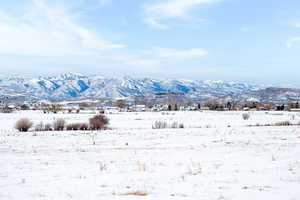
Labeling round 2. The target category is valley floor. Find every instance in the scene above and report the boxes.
[0,111,300,199]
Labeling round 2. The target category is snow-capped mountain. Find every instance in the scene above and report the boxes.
[0,73,262,101]
[226,87,300,104]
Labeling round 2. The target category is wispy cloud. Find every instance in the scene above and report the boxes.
[240,26,252,32]
[96,0,112,7]
[144,0,220,29]
[153,47,208,58]
[287,37,300,48]
[144,17,168,29]
[287,21,300,48]
[0,0,123,56]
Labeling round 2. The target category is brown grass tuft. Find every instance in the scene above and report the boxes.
[119,191,148,196]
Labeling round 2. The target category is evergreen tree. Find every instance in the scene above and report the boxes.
[197,103,201,110]
[174,104,178,111]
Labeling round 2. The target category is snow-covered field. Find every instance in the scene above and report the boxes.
[1,111,300,200]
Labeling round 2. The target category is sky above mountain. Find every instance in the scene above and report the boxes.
[0,0,300,86]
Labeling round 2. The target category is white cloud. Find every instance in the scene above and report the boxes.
[0,0,123,56]
[287,22,300,48]
[144,0,219,28]
[153,47,208,58]
[144,17,168,29]
[96,0,112,7]
[240,26,252,32]
[287,37,300,48]
[294,23,300,28]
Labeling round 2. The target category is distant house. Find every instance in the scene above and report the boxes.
[105,106,120,114]
[290,108,300,112]
[20,104,30,110]
[133,105,146,112]
[201,106,210,111]
[1,105,14,113]
[258,106,267,111]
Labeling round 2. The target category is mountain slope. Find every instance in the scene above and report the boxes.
[226,87,300,104]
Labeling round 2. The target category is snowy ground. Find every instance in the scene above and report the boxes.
[1,111,300,200]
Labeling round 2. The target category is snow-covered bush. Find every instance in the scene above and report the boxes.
[35,122,52,131]
[89,115,109,130]
[152,121,168,129]
[242,113,250,120]
[170,121,185,129]
[66,123,89,131]
[53,119,66,131]
[152,121,184,129]
[35,121,44,131]
[15,118,33,132]
[44,123,53,131]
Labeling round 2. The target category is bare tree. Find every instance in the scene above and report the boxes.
[15,118,33,132]
[89,115,109,130]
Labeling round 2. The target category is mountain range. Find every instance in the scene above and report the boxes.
[0,73,260,100]
[0,73,299,104]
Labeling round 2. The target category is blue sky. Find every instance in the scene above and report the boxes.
[0,0,300,86]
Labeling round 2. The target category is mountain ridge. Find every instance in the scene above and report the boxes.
[0,73,262,101]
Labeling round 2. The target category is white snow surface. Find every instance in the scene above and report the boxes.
[0,111,300,200]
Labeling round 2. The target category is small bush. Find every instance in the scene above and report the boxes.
[152,121,185,129]
[89,115,109,130]
[66,123,81,131]
[242,113,250,120]
[170,122,184,128]
[44,123,53,131]
[179,123,184,128]
[249,121,296,127]
[35,122,52,131]
[152,121,168,129]
[53,119,66,131]
[171,121,178,128]
[15,118,33,132]
[152,121,184,129]
[274,121,292,126]
[66,123,89,131]
[79,123,89,130]
[35,121,44,131]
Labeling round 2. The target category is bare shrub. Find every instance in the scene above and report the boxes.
[171,121,178,128]
[79,123,89,130]
[66,123,81,131]
[137,160,146,172]
[249,121,295,127]
[274,121,292,126]
[44,123,53,131]
[152,121,185,129]
[53,119,66,131]
[66,123,89,131]
[152,121,168,129]
[89,115,109,130]
[34,121,44,131]
[15,118,33,132]
[242,113,250,120]
[120,191,148,196]
[179,123,184,128]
